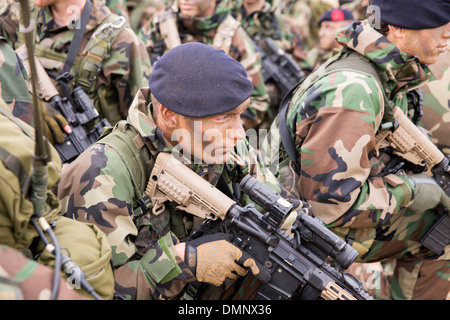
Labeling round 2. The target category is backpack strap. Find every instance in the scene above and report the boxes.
[96,120,152,199]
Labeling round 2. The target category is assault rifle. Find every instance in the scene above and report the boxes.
[255,37,305,95]
[375,106,449,254]
[16,45,110,163]
[146,153,373,300]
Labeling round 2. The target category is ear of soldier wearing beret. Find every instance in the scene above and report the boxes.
[318,8,354,27]
[371,0,450,30]
[148,42,254,118]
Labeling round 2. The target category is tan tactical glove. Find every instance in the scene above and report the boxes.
[185,233,265,286]
[408,173,450,214]
[38,99,71,144]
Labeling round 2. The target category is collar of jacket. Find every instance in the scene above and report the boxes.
[335,20,434,96]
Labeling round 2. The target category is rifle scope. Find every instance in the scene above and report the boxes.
[240,175,358,269]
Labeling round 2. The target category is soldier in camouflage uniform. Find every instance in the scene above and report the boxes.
[275,0,337,50]
[0,0,151,152]
[420,49,450,156]
[138,0,270,129]
[265,0,450,299]
[305,7,354,72]
[57,43,306,300]
[0,36,114,299]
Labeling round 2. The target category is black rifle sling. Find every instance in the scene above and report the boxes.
[278,81,303,173]
[57,0,92,107]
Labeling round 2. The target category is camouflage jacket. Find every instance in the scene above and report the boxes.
[137,0,270,126]
[266,21,434,246]
[0,0,152,125]
[58,87,301,300]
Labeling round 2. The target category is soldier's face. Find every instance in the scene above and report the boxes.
[179,0,216,18]
[318,21,351,50]
[396,22,450,65]
[171,100,249,164]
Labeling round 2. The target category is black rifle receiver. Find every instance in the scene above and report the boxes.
[50,87,110,163]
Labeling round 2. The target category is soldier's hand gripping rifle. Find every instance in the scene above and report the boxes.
[146,153,373,300]
[16,45,110,163]
[375,106,450,254]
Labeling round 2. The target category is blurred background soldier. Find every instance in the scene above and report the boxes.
[232,0,308,129]
[138,0,271,130]
[305,7,354,72]
[275,0,337,50]
[0,0,151,163]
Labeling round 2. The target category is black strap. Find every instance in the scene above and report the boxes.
[56,0,92,105]
[278,81,304,173]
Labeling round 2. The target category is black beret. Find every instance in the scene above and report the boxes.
[318,8,354,27]
[371,0,450,29]
[148,42,254,118]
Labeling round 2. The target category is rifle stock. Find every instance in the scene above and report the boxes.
[146,153,373,300]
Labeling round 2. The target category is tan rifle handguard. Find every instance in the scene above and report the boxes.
[145,153,236,220]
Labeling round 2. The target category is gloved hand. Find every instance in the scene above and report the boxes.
[38,99,71,144]
[408,173,450,214]
[185,233,267,286]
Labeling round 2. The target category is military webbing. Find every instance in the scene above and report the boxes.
[57,0,92,108]
[96,120,152,198]
[212,14,241,54]
[279,50,391,172]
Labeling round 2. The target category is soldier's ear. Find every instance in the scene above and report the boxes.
[160,105,178,127]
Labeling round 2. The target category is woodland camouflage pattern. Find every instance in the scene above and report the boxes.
[265,20,450,299]
[0,0,152,126]
[137,0,271,126]
[58,87,304,300]
[275,0,335,49]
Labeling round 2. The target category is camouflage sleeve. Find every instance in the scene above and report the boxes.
[101,26,152,118]
[286,71,414,228]
[57,144,194,300]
